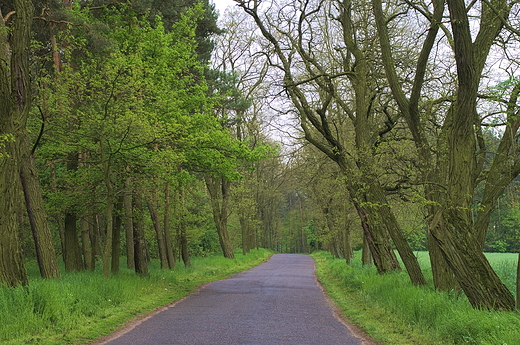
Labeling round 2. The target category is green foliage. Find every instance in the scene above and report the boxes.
[313,251,520,345]
[27,2,263,260]
[0,249,273,345]
[488,240,508,253]
[488,76,520,102]
[483,189,520,253]
[302,220,319,250]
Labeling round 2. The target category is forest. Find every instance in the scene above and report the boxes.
[1,0,520,314]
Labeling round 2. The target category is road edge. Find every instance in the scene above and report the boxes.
[312,258,383,345]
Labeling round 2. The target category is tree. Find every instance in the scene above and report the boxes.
[0,0,35,287]
[211,7,275,255]
[373,0,517,309]
[238,0,426,285]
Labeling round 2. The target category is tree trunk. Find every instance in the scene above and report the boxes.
[436,0,514,310]
[49,164,66,257]
[64,212,84,271]
[516,252,520,310]
[367,182,427,286]
[179,188,191,267]
[205,176,235,259]
[240,216,251,255]
[0,0,33,287]
[101,140,114,278]
[63,152,84,272]
[431,215,514,310]
[164,181,175,268]
[81,216,94,271]
[133,191,148,276]
[426,187,459,292]
[0,169,27,287]
[124,178,134,269]
[91,214,102,260]
[147,189,168,269]
[341,219,352,265]
[361,233,372,266]
[428,229,458,292]
[111,196,123,274]
[353,200,399,273]
[19,131,60,279]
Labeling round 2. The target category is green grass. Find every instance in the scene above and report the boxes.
[312,250,520,345]
[0,249,273,345]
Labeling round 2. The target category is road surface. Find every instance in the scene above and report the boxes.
[94,254,375,345]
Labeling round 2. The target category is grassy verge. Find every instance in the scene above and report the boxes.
[312,250,520,345]
[0,248,273,345]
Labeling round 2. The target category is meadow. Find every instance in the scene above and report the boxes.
[0,249,273,345]
[312,250,520,345]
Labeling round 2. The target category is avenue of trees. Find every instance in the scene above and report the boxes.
[229,0,520,310]
[0,0,277,286]
[3,0,520,314]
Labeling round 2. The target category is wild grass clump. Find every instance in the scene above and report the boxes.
[0,248,273,345]
[313,250,520,345]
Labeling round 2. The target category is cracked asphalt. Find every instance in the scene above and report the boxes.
[95,254,372,345]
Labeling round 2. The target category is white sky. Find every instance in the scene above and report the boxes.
[211,0,238,14]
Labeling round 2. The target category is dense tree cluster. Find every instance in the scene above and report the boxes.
[0,0,276,286]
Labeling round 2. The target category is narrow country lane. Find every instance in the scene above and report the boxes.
[94,254,375,345]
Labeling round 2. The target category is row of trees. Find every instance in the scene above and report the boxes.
[0,0,284,286]
[2,0,336,292]
[4,0,520,314]
[221,0,520,310]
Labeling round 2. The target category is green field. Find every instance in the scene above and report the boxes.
[0,249,273,345]
[313,250,520,345]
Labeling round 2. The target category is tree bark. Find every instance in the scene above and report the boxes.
[163,181,175,268]
[367,182,427,286]
[0,0,33,287]
[124,177,134,269]
[101,140,114,278]
[353,199,399,273]
[91,214,102,260]
[63,152,84,272]
[430,213,514,310]
[133,191,148,276]
[19,131,60,279]
[81,216,94,271]
[240,216,251,255]
[372,0,515,308]
[439,0,514,310]
[341,220,352,265]
[205,175,235,259]
[111,196,123,274]
[64,212,84,271]
[362,233,372,266]
[178,188,191,267]
[516,253,520,310]
[147,189,168,269]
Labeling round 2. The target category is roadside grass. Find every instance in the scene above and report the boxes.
[313,250,520,345]
[0,248,273,345]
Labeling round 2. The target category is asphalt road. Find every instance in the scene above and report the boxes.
[96,254,371,345]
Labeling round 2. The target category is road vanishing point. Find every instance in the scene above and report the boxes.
[94,254,377,345]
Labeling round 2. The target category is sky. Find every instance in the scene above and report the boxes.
[211,0,238,14]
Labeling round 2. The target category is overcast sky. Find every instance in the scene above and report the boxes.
[211,0,238,14]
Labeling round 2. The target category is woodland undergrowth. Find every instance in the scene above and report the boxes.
[313,250,520,345]
[0,248,273,345]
